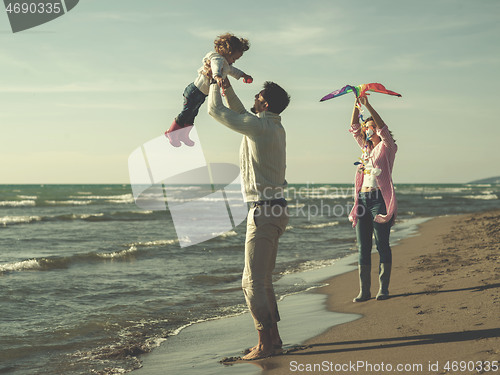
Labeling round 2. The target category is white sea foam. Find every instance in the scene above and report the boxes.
[0,200,36,207]
[45,200,92,205]
[398,186,473,195]
[302,221,339,229]
[213,230,238,238]
[96,246,139,259]
[17,195,38,199]
[168,308,247,338]
[463,194,498,200]
[288,203,306,209]
[133,239,179,247]
[106,198,135,204]
[163,186,202,192]
[0,215,42,225]
[74,213,105,220]
[69,194,135,203]
[281,258,339,275]
[130,210,154,215]
[0,259,41,273]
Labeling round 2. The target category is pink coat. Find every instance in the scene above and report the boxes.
[348,122,397,227]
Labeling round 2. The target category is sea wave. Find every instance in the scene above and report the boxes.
[397,186,473,195]
[0,200,36,207]
[163,186,202,191]
[71,306,249,375]
[463,194,498,200]
[281,258,340,275]
[0,239,178,274]
[212,230,238,238]
[6,194,137,207]
[69,194,135,204]
[288,203,306,209]
[0,211,157,227]
[0,256,75,273]
[55,211,156,222]
[129,239,178,248]
[17,195,38,199]
[465,184,492,187]
[165,196,244,204]
[188,273,241,286]
[96,246,140,259]
[45,200,93,206]
[0,215,42,226]
[0,259,43,272]
[300,221,340,229]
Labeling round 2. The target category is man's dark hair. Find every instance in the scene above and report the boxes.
[262,81,290,114]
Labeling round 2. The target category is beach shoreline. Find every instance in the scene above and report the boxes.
[133,210,499,375]
[255,210,500,375]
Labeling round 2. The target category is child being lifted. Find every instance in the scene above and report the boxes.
[165,32,252,147]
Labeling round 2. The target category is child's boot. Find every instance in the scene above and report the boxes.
[179,124,195,147]
[165,120,182,147]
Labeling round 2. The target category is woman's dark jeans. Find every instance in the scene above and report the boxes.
[175,83,207,127]
[356,190,393,266]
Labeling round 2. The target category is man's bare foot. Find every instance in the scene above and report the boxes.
[244,339,282,355]
[242,327,280,360]
[241,345,275,360]
[245,323,282,353]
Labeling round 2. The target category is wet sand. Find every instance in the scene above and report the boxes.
[134,255,363,375]
[135,210,500,375]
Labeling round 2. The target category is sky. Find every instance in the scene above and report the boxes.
[1,0,499,184]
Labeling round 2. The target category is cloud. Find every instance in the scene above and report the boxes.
[260,25,341,56]
[84,10,185,23]
[0,81,166,93]
[189,8,349,58]
[439,57,500,68]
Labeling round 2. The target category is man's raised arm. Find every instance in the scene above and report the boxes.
[207,84,262,136]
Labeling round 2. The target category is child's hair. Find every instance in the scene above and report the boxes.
[214,33,250,56]
[262,81,290,114]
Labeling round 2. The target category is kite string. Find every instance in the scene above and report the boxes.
[356,97,365,123]
[354,96,369,173]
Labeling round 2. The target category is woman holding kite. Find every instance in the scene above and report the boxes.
[348,95,398,302]
[321,82,400,302]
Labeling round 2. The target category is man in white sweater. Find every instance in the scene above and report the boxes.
[208,79,290,360]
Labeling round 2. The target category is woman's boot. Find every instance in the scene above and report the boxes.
[353,265,371,302]
[376,263,392,300]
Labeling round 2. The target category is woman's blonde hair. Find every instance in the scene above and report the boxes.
[214,33,250,56]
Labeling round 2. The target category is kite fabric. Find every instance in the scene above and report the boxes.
[320,83,401,102]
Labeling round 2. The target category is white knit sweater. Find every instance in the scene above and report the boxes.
[194,52,245,95]
[207,84,287,202]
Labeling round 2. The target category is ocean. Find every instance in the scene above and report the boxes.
[1,183,499,374]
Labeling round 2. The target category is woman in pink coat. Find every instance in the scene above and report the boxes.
[349,96,397,302]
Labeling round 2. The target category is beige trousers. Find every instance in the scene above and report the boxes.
[242,204,289,330]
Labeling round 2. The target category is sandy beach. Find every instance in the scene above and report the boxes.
[135,210,499,375]
[252,210,500,375]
